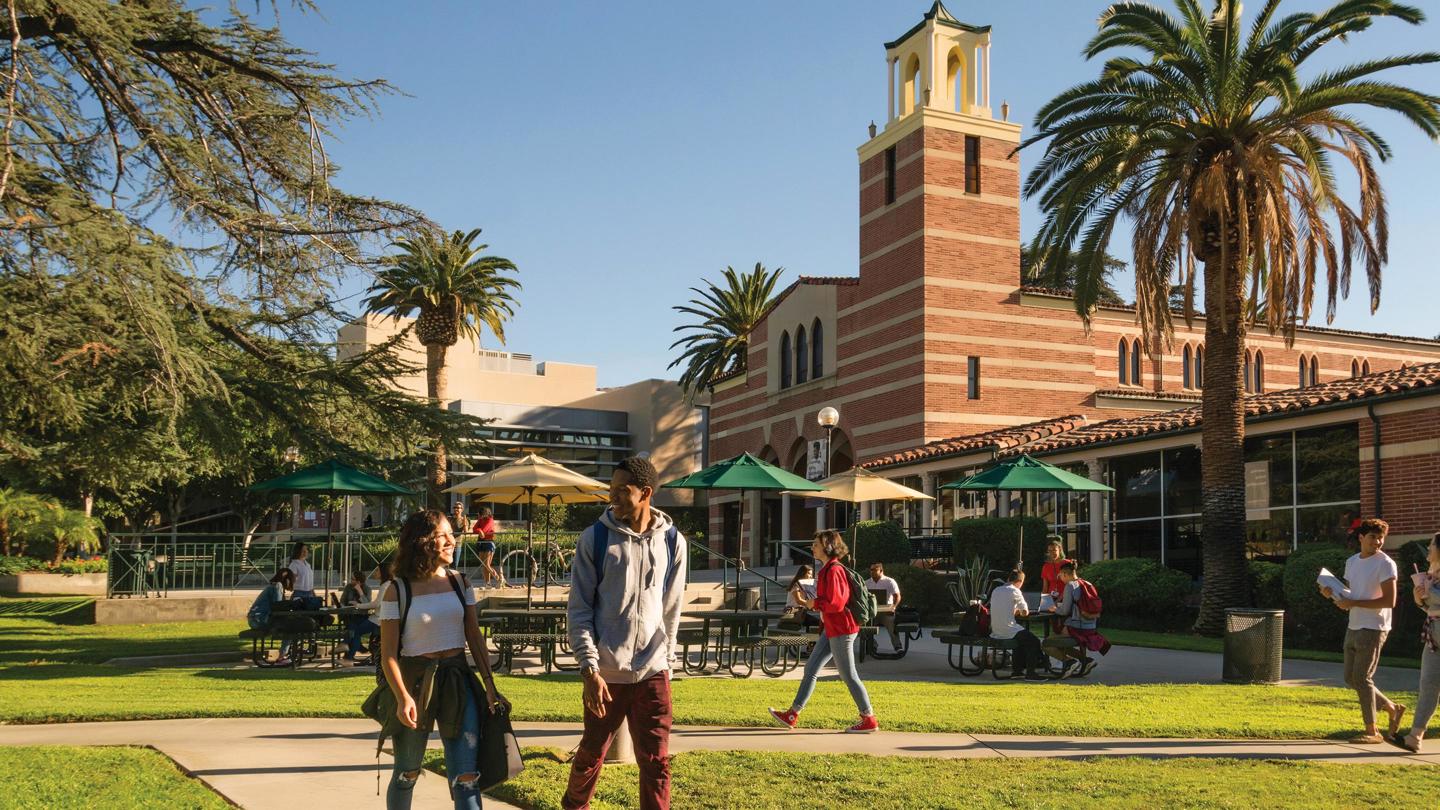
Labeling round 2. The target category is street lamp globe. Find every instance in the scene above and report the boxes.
[817,407,839,428]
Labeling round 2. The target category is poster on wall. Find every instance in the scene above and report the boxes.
[1244,461,1270,522]
[804,439,827,509]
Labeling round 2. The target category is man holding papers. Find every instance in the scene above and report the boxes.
[1319,518,1406,744]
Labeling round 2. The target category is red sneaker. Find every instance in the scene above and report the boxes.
[846,714,879,733]
[768,707,798,729]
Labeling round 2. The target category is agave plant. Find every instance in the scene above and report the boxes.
[668,263,784,398]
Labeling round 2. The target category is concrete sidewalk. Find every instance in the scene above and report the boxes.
[1,717,1435,809]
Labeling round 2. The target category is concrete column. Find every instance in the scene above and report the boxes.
[748,491,763,565]
[605,718,634,764]
[816,503,826,531]
[983,44,991,109]
[922,474,938,529]
[779,494,792,564]
[887,56,896,123]
[997,491,1011,518]
[1086,458,1105,562]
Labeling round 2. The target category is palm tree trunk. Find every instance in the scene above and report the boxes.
[1194,246,1251,635]
[426,342,450,508]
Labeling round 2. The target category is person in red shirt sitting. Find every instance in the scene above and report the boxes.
[768,530,878,734]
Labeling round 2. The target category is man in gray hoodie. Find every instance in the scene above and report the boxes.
[563,455,687,810]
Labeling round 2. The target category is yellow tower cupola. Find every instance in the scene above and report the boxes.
[885,1,993,125]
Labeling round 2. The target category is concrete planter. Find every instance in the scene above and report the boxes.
[0,571,108,596]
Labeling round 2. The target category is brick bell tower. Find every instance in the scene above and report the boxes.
[852,4,1077,447]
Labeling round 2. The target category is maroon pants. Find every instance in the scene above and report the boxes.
[562,671,672,810]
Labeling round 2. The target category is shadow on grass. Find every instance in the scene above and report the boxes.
[0,598,95,623]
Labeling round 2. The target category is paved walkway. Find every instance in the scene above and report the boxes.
[1,718,1435,808]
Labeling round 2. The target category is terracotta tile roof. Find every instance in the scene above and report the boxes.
[1094,388,1204,403]
[1016,361,1440,457]
[861,415,1088,470]
[1019,286,1440,346]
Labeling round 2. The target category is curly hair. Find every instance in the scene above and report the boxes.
[1357,518,1389,537]
[394,509,449,580]
[615,455,658,491]
[814,529,848,560]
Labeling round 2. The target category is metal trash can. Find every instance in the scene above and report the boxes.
[727,585,761,610]
[1222,608,1284,684]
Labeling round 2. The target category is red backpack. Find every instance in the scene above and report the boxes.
[1075,579,1103,620]
[959,601,991,637]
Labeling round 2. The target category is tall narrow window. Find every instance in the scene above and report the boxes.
[1130,338,1142,386]
[964,135,981,194]
[779,331,791,389]
[1254,350,1265,391]
[795,325,809,384]
[1118,339,1129,385]
[811,318,824,378]
[967,356,981,399]
[1195,345,1204,389]
[1298,356,1309,388]
[1244,350,1253,393]
[1351,358,1360,377]
[1362,359,1371,376]
[1182,345,1193,389]
[884,146,897,205]
[1309,355,1319,386]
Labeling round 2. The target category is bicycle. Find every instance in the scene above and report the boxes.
[499,543,573,587]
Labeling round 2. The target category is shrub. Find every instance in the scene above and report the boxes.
[953,517,1050,586]
[1387,540,1429,657]
[880,565,955,625]
[851,520,909,568]
[48,558,108,575]
[1248,560,1286,609]
[1282,543,1351,648]
[0,556,44,576]
[1082,558,1193,625]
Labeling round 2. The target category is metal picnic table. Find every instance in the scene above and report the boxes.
[679,609,790,677]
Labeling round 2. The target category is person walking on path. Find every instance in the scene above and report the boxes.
[563,456,688,810]
[1320,517,1406,744]
[768,530,879,734]
[473,508,507,589]
[377,509,508,810]
[1388,530,1440,753]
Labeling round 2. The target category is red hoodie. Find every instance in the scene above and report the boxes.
[814,560,859,637]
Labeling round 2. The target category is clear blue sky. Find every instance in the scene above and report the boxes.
[276,2,1440,387]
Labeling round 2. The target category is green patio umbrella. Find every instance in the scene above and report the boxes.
[941,454,1112,566]
[250,459,415,598]
[663,452,824,608]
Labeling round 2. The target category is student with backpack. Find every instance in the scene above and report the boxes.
[376,509,508,810]
[1040,561,1110,678]
[564,456,687,810]
[768,530,879,734]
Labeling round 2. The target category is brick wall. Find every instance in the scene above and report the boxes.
[1360,406,1440,538]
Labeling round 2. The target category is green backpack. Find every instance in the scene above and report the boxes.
[838,562,877,627]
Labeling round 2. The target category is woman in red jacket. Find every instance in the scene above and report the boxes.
[769,530,878,733]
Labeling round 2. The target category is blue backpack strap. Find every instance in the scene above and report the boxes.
[665,525,678,590]
[591,520,609,603]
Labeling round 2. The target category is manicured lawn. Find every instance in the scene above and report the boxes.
[2,662,1434,739]
[0,616,249,665]
[1105,628,1422,670]
[0,745,230,809]
[426,748,1440,810]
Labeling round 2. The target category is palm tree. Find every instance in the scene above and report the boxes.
[1020,245,1129,306]
[0,488,56,557]
[365,228,520,505]
[669,263,784,397]
[1020,0,1440,634]
[31,506,101,565]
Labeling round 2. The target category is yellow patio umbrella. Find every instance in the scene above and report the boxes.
[445,453,608,605]
[784,466,933,565]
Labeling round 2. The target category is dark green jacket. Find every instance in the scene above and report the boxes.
[364,654,479,742]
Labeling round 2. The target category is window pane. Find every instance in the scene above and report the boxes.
[1110,452,1162,519]
[1297,503,1359,547]
[1246,510,1294,560]
[1112,519,1162,561]
[1295,424,1359,505]
[1162,446,1202,516]
[1164,518,1202,578]
[1243,432,1294,508]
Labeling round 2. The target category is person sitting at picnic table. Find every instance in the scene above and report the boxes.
[247,569,296,666]
[287,542,321,609]
[340,569,381,664]
[1041,561,1110,678]
[867,563,903,654]
[783,565,819,630]
[990,568,1046,680]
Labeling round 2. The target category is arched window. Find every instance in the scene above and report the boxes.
[1182,345,1193,389]
[779,331,791,389]
[901,54,921,115]
[1244,350,1253,393]
[1118,339,1129,385]
[1254,350,1265,392]
[1362,359,1371,375]
[811,318,824,378]
[1130,338,1142,386]
[946,48,965,112]
[1298,355,1309,388]
[1308,355,1319,386]
[795,325,809,385]
[1195,345,1204,389]
[1351,358,1360,378]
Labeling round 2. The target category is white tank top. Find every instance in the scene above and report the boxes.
[376,576,476,656]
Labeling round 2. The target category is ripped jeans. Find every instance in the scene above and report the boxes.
[388,685,483,810]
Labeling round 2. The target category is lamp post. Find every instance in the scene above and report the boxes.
[817,407,839,531]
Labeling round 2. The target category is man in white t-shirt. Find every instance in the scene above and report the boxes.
[866,564,903,653]
[1320,517,1406,743]
[990,569,1046,680]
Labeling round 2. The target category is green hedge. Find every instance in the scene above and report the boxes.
[851,520,910,568]
[1082,558,1193,628]
[1248,561,1286,610]
[0,556,107,576]
[878,565,955,624]
[953,517,1050,586]
[1282,544,1351,648]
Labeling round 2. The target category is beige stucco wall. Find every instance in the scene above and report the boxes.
[575,380,709,508]
[766,284,839,396]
